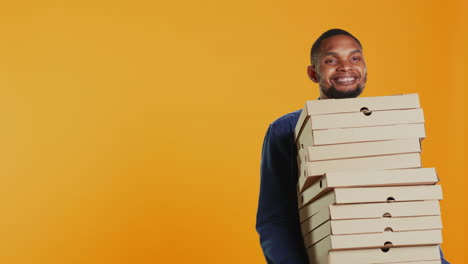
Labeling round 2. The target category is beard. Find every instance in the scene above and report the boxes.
[319,73,367,99]
[320,83,365,99]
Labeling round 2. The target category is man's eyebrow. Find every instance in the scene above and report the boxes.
[323,51,338,56]
[323,49,363,56]
[349,49,363,54]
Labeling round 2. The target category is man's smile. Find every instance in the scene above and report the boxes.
[331,74,359,86]
[308,34,367,98]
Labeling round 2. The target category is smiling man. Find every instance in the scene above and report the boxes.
[255,29,450,264]
[308,33,367,99]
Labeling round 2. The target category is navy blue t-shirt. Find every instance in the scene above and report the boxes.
[255,109,450,264]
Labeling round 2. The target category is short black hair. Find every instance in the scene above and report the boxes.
[310,29,362,66]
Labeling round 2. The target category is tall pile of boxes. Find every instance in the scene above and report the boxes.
[295,94,444,264]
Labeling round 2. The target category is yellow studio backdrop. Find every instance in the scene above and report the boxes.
[0,0,466,263]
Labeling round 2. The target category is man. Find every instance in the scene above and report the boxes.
[255,29,450,264]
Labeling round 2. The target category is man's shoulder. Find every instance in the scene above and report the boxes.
[269,109,302,133]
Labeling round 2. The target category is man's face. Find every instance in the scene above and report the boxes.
[308,35,367,99]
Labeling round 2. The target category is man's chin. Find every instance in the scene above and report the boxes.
[321,85,364,99]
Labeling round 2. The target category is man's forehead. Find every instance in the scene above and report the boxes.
[322,49,362,57]
[320,35,362,53]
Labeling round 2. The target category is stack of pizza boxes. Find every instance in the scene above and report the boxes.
[295,94,444,264]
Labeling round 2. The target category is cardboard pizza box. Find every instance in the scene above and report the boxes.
[327,168,437,187]
[298,138,421,162]
[300,201,441,235]
[308,242,441,264]
[331,215,443,235]
[330,229,442,250]
[303,219,333,247]
[298,153,422,192]
[300,184,442,208]
[301,206,334,235]
[304,123,426,146]
[297,107,426,148]
[328,246,442,264]
[295,94,421,141]
[299,191,335,223]
[299,168,438,204]
[330,200,440,220]
[304,222,441,249]
[310,108,424,130]
[298,185,441,223]
[377,261,441,264]
[303,217,442,247]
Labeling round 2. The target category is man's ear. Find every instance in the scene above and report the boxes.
[307,65,319,83]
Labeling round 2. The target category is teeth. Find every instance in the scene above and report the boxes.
[337,77,355,82]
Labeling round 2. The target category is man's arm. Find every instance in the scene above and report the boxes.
[256,122,308,264]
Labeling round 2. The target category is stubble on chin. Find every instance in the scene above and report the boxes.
[318,72,367,99]
[321,83,365,99]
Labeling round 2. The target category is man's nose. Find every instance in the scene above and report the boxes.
[337,60,352,71]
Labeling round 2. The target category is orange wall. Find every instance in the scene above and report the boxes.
[0,0,466,263]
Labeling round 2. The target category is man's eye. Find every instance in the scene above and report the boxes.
[352,57,361,61]
[325,59,336,63]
